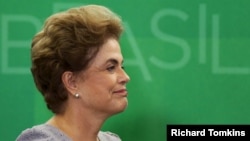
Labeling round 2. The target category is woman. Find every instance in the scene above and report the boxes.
[16,4,130,141]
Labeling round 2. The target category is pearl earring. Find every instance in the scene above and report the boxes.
[74,93,80,98]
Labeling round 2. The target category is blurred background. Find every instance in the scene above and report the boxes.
[0,0,250,140]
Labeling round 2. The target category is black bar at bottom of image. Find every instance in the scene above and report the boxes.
[166,124,250,141]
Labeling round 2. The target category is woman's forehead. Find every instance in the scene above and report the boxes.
[93,39,123,63]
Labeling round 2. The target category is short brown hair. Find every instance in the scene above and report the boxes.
[31,5,123,114]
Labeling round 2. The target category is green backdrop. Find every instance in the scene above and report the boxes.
[1,0,250,141]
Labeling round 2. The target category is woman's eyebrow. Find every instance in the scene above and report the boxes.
[105,58,124,65]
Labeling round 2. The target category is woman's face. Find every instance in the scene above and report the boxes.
[76,38,130,116]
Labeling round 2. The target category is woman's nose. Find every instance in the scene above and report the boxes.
[119,69,130,84]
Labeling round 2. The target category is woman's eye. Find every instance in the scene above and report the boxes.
[107,66,115,72]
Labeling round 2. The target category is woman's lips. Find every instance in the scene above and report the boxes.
[113,89,127,96]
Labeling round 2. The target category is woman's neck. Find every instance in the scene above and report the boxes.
[46,108,105,141]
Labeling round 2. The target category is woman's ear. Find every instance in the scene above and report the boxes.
[62,71,77,95]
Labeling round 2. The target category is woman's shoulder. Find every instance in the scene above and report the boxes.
[16,124,121,141]
[98,131,122,141]
[16,124,71,141]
